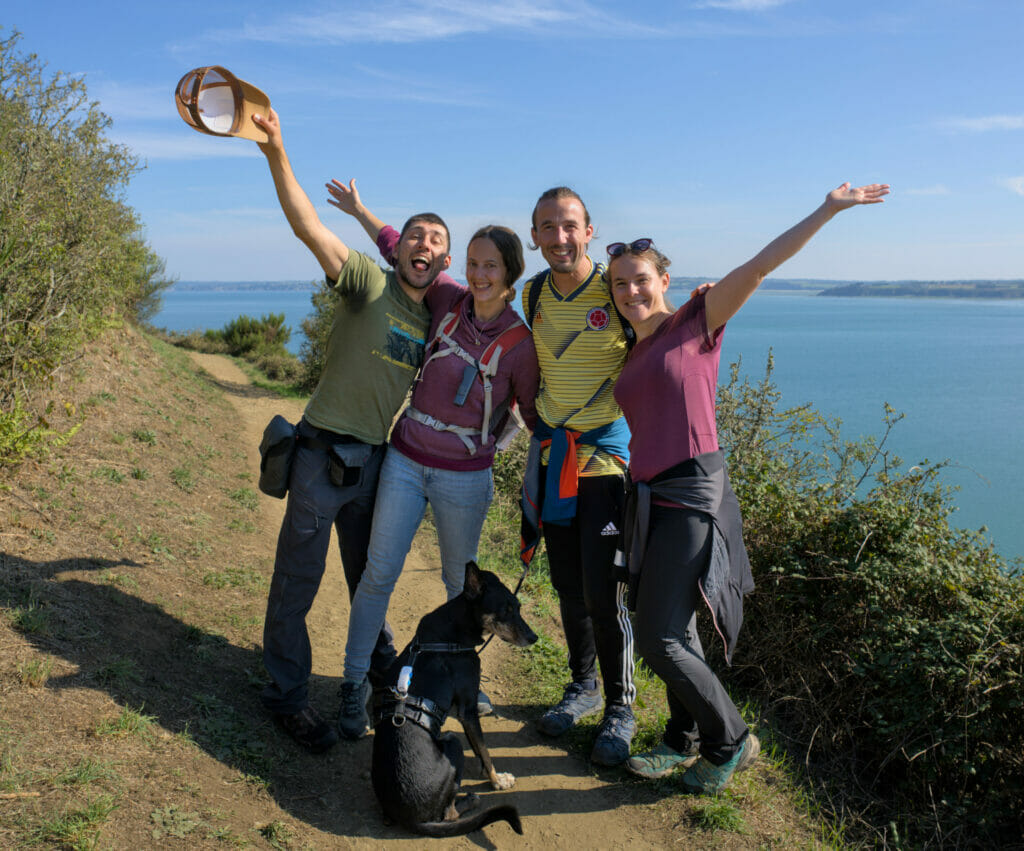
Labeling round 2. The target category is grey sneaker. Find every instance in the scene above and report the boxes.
[274,705,338,753]
[590,704,636,766]
[626,742,700,779]
[537,681,601,737]
[337,678,370,740]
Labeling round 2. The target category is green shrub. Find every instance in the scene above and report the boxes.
[716,355,1023,843]
[297,280,340,392]
[160,313,300,383]
[252,350,300,382]
[219,313,290,357]
[0,31,170,466]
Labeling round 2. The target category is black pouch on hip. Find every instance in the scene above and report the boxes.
[328,442,373,489]
[258,415,297,499]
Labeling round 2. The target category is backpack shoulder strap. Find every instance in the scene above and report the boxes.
[526,271,548,328]
[479,317,530,371]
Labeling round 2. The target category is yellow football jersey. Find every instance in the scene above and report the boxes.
[524,260,628,476]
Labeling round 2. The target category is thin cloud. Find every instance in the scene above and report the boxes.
[195,0,663,46]
[692,0,792,9]
[91,82,176,121]
[1002,177,1024,197]
[940,115,1024,133]
[113,132,263,161]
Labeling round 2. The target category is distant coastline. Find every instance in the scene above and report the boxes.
[171,278,1024,299]
[171,281,318,292]
[817,280,1024,299]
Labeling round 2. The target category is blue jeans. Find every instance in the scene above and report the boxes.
[343,446,494,682]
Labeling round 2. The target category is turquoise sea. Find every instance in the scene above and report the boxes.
[155,284,1024,562]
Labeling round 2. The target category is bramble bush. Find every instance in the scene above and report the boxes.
[717,355,1023,844]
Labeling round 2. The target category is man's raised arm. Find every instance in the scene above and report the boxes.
[253,109,349,281]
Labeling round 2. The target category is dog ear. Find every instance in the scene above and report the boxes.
[463,560,483,599]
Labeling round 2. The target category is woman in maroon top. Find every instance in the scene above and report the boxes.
[326,179,539,737]
[608,182,889,794]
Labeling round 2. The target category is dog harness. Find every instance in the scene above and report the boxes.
[375,639,477,739]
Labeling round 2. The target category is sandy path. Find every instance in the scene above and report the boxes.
[188,352,671,849]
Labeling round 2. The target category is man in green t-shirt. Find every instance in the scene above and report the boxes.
[252,109,453,753]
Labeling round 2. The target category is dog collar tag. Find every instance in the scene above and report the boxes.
[396,665,413,697]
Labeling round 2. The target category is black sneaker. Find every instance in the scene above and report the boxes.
[537,681,601,737]
[337,678,371,740]
[590,704,636,766]
[274,706,338,753]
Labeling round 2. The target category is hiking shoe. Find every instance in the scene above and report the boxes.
[735,732,760,773]
[590,704,636,766]
[680,734,756,795]
[477,690,493,717]
[274,705,338,754]
[337,678,371,741]
[536,681,601,737]
[625,742,700,779]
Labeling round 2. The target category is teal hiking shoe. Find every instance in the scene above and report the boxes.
[625,742,700,779]
[681,733,759,795]
[735,732,760,773]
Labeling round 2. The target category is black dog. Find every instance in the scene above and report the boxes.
[371,561,537,837]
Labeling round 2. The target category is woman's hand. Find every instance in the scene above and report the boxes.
[326,177,362,217]
[825,182,890,213]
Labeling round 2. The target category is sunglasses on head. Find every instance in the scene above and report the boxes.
[606,238,653,258]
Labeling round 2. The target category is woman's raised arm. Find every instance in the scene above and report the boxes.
[704,182,889,332]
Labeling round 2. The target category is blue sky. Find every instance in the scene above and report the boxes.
[8,1,1023,283]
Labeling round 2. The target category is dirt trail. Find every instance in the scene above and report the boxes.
[189,352,676,848]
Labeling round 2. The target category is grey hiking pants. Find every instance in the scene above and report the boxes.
[633,504,748,765]
[261,419,395,714]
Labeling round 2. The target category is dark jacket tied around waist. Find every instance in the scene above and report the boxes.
[619,450,755,664]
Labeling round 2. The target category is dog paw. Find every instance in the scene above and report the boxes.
[491,772,515,790]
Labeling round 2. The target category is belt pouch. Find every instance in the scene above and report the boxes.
[328,441,373,488]
[258,415,297,498]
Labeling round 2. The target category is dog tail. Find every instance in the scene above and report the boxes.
[416,804,523,837]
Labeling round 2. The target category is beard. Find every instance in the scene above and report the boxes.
[396,253,444,290]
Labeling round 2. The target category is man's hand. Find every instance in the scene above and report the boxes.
[252,108,283,156]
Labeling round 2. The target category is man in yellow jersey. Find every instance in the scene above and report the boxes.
[520,187,636,766]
